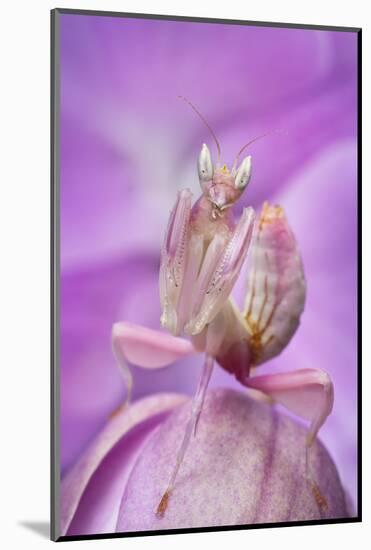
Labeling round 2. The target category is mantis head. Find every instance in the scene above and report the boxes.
[198,143,252,212]
[178,96,252,214]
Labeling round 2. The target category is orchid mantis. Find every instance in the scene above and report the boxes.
[112,100,334,517]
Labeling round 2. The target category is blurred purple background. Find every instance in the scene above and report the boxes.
[59,14,358,508]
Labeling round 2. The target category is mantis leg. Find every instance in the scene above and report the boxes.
[186,206,255,336]
[156,352,214,517]
[159,189,194,336]
[112,322,196,405]
[243,368,334,510]
[156,314,225,517]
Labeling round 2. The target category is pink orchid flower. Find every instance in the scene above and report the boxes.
[61,388,347,536]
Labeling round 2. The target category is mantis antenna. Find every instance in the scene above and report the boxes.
[178,95,222,164]
[232,129,287,172]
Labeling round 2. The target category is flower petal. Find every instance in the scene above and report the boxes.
[61,393,187,536]
[60,254,161,471]
[116,388,348,531]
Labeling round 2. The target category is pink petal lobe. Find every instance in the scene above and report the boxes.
[112,322,196,369]
[60,393,187,536]
[245,368,334,444]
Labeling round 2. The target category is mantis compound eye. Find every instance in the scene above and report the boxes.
[198,143,214,190]
[234,155,252,190]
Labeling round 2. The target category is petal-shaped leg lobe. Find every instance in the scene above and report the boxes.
[112,322,197,403]
[245,368,334,513]
[112,322,196,369]
[244,368,334,445]
[243,202,306,365]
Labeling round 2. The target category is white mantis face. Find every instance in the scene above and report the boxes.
[198,143,252,217]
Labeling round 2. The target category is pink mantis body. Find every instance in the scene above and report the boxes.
[112,105,334,516]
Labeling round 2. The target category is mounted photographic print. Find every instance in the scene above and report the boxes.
[51,8,361,542]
